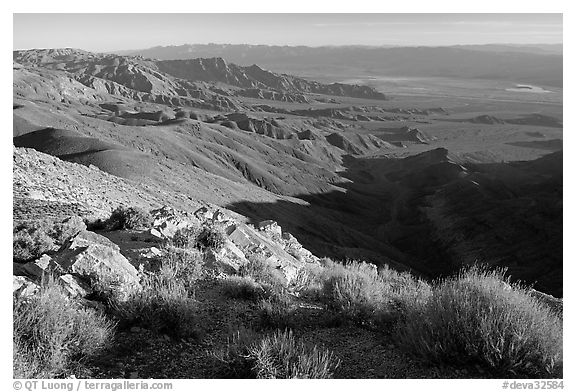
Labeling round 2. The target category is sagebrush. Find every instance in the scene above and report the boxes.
[13,276,114,378]
[396,266,563,378]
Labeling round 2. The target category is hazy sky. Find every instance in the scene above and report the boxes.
[13,13,562,52]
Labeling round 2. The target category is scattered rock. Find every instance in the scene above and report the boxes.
[59,274,93,298]
[194,207,212,221]
[13,275,40,297]
[13,254,62,279]
[257,220,282,236]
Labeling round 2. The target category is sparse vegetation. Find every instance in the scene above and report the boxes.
[118,273,199,339]
[13,222,55,262]
[50,216,86,244]
[196,224,227,251]
[169,226,201,248]
[108,206,153,230]
[396,266,563,378]
[116,246,203,339]
[13,217,86,262]
[213,329,340,379]
[257,296,295,329]
[160,245,205,291]
[166,224,226,252]
[221,276,265,301]
[239,254,285,291]
[13,276,114,378]
[305,259,429,327]
[248,329,340,378]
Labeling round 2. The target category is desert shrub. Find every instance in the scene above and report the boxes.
[160,245,205,290]
[13,221,56,262]
[116,247,202,339]
[221,276,265,301]
[257,296,296,330]
[169,226,201,248]
[196,224,227,251]
[211,328,260,378]
[396,266,563,378]
[50,216,86,245]
[239,254,285,289]
[289,262,326,297]
[108,206,152,230]
[318,260,427,327]
[86,272,131,306]
[248,329,340,379]
[85,217,107,231]
[212,329,339,379]
[13,217,88,262]
[13,276,114,378]
[119,275,198,339]
[291,259,429,328]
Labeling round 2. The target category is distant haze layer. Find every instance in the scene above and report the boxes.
[118,44,563,88]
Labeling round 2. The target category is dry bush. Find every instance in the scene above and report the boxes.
[116,247,203,339]
[213,329,339,379]
[396,265,563,378]
[239,254,285,291]
[221,276,265,301]
[168,226,201,249]
[315,259,429,327]
[108,206,152,230]
[13,276,113,378]
[257,296,296,330]
[160,245,205,291]
[13,217,87,262]
[196,224,227,251]
[248,329,340,379]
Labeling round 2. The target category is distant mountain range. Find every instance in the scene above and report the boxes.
[13,48,386,111]
[115,43,563,87]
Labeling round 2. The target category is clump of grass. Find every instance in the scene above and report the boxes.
[118,273,199,339]
[196,224,227,252]
[13,276,114,378]
[108,206,152,230]
[239,254,285,290]
[396,265,563,378]
[160,245,205,291]
[13,217,86,262]
[13,223,55,262]
[50,216,86,244]
[211,328,260,378]
[221,276,266,301]
[248,329,340,379]
[169,226,201,248]
[213,329,339,379]
[116,247,203,339]
[314,259,428,327]
[257,296,296,330]
[166,224,226,252]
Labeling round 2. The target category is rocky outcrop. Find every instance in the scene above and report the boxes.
[148,206,199,239]
[53,230,141,301]
[13,275,40,297]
